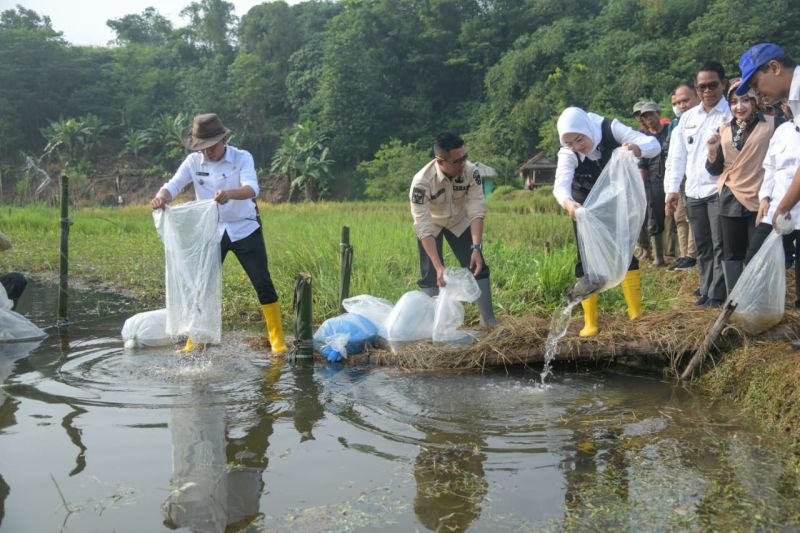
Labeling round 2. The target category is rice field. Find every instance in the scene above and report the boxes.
[0,186,687,328]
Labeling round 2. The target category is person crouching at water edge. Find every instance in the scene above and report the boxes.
[151,113,288,355]
[409,132,498,327]
[554,107,661,337]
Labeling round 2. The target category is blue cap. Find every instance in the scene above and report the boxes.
[736,43,785,96]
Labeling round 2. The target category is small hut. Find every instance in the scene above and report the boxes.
[473,162,497,195]
[517,152,556,190]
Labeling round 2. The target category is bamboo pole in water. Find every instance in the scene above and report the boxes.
[293,272,314,358]
[339,226,353,313]
[680,302,736,380]
[57,174,71,327]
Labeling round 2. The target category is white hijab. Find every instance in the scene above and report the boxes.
[557,107,604,161]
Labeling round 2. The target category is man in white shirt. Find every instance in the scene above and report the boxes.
[665,62,732,307]
[151,114,287,355]
[666,82,700,271]
[733,43,800,225]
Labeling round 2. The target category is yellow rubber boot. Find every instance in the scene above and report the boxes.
[177,338,194,353]
[261,302,288,355]
[620,269,643,320]
[579,293,599,337]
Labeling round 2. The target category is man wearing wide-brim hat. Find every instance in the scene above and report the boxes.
[151,113,288,355]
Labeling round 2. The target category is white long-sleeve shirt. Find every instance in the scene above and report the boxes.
[553,118,660,207]
[161,145,261,242]
[759,121,800,228]
[788,66,800,130]
[663,98,732,199]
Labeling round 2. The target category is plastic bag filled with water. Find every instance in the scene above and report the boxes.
[154,200,222,344]
[379,290,435,342]
[313,313,378,361]
[342,294,394,329]
[574,149,646,295]
[121,309,172,349]
[726,225,788,335]
[432,267,481,343]
[0,284,45,343]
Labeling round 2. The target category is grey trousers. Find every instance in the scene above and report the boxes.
[686,194,726,301]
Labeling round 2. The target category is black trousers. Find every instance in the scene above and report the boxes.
[572,222,638,278]
[720,212,757,261]
[417,226,489,289]
[644,176,666,236]
[221,227,278,305]
[0,272,26,310]
[686,194,726,301]
[747,224,800,301]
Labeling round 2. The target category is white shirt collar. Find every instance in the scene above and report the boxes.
[788,67,800,128]
[201,145,231,165]
[696,97,729,117]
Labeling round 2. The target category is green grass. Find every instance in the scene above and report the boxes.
[0,195,684,329]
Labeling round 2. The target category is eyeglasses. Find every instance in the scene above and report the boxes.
[696,81,721,92]
[441,153,469,165]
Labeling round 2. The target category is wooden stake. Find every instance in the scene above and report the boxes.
[292,272,313,358]
[339,226,353,313]
[57,174,72,327]
[680,301,736,380]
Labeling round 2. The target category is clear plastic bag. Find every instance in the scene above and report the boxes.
[432,267,481,343]
[727,231,785,334]
[121,309,172,349]
[0,284,45,343]
[574,149,646,295]
[342,294,394,329]
[379,290,435,342]
[154,200,222,344]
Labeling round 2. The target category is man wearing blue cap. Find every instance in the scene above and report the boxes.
[735,43,800,224]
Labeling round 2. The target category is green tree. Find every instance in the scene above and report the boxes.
[359,139,430,201]
[107,7,173,46]
[180,0,237,58]
[0,6,72,158]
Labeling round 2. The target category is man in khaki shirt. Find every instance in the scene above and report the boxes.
[0,230,27,309]
[409,132,498,326]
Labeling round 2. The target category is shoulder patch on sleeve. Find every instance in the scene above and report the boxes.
[412,187,426,205]
[473,168,482,185]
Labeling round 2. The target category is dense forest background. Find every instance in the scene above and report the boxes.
[1,0,799,203]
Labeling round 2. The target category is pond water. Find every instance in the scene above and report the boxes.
[0,284,799,532]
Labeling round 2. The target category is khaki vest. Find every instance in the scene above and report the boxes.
[717,115,775,211]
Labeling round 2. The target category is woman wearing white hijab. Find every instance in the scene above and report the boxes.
[554,106,660,337]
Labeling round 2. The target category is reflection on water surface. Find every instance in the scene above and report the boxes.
[0,284,798,531]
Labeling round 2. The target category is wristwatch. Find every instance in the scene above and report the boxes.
[470,243,482,251]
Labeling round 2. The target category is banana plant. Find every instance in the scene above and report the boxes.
[270,122,334,201]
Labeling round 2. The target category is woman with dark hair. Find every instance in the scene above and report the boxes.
[705,78,779,291]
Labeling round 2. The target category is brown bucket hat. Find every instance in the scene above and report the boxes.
[181,113,232,151]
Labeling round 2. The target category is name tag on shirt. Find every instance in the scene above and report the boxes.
[197,172,210,176]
